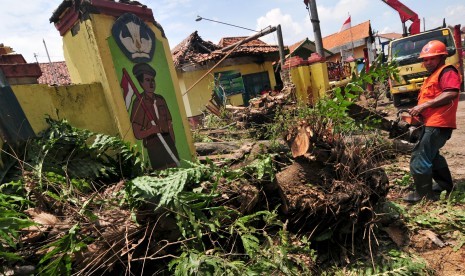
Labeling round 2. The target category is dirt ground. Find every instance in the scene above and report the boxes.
[379,91,465,276]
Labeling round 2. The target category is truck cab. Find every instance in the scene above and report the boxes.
[387,27,460,106]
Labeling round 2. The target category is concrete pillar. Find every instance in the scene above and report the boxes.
[309,62,330,100]
[50,0,194,169]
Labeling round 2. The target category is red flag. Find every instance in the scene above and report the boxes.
[120,69,137,110]
[339,16,351,32]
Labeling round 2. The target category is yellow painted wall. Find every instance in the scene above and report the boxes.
[227,93,244,106]
[62,13,195,165]
[288,62,330,105]
[290,65,312,104]
[63,16,135,142]
[11,83,117,136]
[309,62,330,100]
[179,61,276,117]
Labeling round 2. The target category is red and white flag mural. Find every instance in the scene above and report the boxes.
[339,16,351,32]
[121,68,138,110]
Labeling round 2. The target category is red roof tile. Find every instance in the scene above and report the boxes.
[288,39,306,54]
[37,61,72,86]
[322,21,371,51]
[171,31,280,70]
[217,37,268,47]
[171,31,220,68]
[376,32,402,40]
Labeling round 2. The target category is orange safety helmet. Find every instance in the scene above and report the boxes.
[419,40,448,58]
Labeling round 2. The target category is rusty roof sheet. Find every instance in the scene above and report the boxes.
[37,61,72,86]
[171,31,280,69]
[322,21,372,51]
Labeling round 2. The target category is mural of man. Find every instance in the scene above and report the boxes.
[130,63,180,169]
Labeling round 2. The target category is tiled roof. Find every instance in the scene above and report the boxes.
[286,38,333,58]
[288,39,306,55]
[171,31,280,70]
[217,37,268,47]
[37,61,72,85]
[322,21,372,51]
[171,31,220,69]
[376,32,402,40]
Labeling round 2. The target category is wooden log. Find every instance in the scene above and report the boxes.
[225,105,247,111]
[195,141,243,155]
[347,103,393,132]
[206,104,221,116]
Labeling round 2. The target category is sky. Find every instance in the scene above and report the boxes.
[1,0,464,63]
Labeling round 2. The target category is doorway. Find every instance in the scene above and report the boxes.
[242,72,270,105]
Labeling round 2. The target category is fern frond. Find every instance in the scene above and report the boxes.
[129,164,210,208]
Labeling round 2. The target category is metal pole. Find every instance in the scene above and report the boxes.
[453,25,464,91]
[306,0,324,57]
[276,25,286,67]
[196,16,257,32]
[219,26,277,52]
[43,39,58,85]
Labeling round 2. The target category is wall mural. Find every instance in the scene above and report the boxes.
[110,13,184,170]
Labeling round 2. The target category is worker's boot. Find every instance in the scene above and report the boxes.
[432,167,453,193]
[403,174,437,203]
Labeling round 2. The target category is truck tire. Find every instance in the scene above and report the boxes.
[393,94,401,107]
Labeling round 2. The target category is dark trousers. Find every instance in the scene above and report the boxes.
[410,127,452,175]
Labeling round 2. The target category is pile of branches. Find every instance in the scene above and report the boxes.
[0,119,316,275]
[279,118,389,235]
[216,85,296,129]
[0,56,402,274]
[1,98,391,275]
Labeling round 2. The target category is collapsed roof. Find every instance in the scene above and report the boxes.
[171,31,280,71]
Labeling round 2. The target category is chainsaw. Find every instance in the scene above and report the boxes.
[389,109,424,143]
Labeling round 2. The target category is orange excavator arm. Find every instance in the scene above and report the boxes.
[380,0,420,36]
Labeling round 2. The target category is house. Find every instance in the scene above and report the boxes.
[322,20,375,63]
[374,32,403,61]
[171,31,281,125]
[286,38,333,60]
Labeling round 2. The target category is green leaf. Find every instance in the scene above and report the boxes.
[241,233,260,257]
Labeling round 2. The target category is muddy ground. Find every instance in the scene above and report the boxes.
[378,92,465,276]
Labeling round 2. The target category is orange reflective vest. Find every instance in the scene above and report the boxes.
[418,64,459,128]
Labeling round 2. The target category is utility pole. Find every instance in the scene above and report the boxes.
[304,0,324,57]
[276,25,286,67]
[43,39,58,85]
